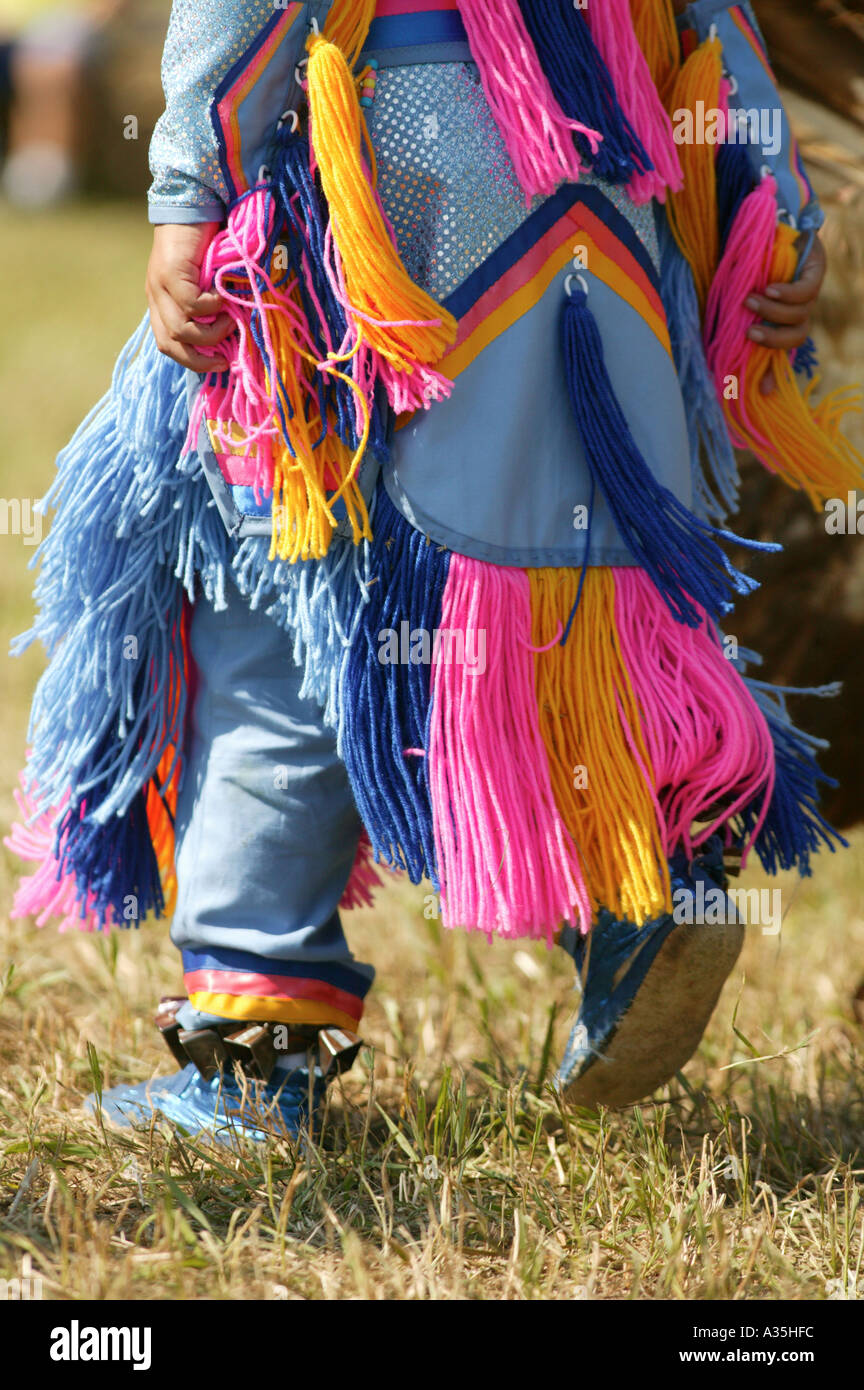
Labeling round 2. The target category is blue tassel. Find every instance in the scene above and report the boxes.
[657,214,739,524]
[737,677,847,876]
[561,284,777,627]
[794,335,819,380]
[339,486,449,885]
[716,140,755,252]
[57,780,165,928]
[518,0,653,186]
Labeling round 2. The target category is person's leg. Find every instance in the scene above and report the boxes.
[170,585,374,1036]
[90,585,374,1138]
[1,12,95,207]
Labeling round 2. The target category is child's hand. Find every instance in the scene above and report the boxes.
[745,234,827,352]
[744,235,827,393]
[146,222,233,373]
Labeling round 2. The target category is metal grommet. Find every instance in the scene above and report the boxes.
[278,109,300,132]
[295,56,308,85]
[565,272,589,298]
[257,164,271,183]
[726,72,739,97]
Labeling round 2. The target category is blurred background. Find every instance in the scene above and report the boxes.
[0,0,862,825]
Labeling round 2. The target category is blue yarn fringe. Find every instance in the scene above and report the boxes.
[716,140,755,253]
[657,214,740,524]
[518,0,653,185]
[737,676,847,876]
[561,285,776,626]
[794,335,819,380]
[339,485,449,885]
[16,317,234,927]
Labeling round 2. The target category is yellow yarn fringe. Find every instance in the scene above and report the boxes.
[306,23,457,382]
[665,35,723,310]
[211,251,372,562]
[322,0,375,66]
[731,222,864,509]
[630,0,681,108]
[529,568,671,925]
[265,258,372,562]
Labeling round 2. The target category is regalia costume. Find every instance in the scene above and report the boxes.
[8,0,861,1133]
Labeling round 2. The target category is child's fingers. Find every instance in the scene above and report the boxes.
[747,319,811,350]
[149,303,229,374]
[153,285,234,345]
[764,237,827,304]
[156,275,225,325]
[175,312,235,347]
[744,293,810,326]
[188,289,226,318]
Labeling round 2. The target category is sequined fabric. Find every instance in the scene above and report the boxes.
[364,62,659,299]
[149,1,662,280]
[149,0,280,216]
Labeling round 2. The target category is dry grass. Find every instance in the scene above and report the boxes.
[0,196,863,1302]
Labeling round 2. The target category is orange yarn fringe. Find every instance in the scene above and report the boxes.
[665,35,724,310]
[307,9,457,387]
[630,0,681,108]
[729,222,864,508]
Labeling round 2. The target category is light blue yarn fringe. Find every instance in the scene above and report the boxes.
[657,214,740,526]
[16,317,232,832]
[16,313,372,839]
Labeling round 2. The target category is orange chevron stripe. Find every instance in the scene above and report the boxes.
[440,209,669,383]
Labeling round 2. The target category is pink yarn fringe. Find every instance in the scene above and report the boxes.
[428,555,591,942]
[186,173,455,485]
[614,570,775,863]
[339,830,384,910]
[185,188,300,500]
[585,0,683,204]
[456,0,601,203]
[4,779,104,933]
[703,173,779,456]
[319,222,453,415]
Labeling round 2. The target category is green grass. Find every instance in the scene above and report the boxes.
[0,202,862,1302]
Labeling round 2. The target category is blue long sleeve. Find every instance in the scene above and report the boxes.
[148,0,279,224]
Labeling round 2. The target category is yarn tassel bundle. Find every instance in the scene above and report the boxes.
[706,210,864,507]
[518,0,652,187]
[455,0,601,200]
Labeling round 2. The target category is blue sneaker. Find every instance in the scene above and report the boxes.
[85,1060,327,1144]
[557,838,744,1108]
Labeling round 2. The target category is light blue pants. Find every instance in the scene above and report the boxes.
[170,587,375,1034]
